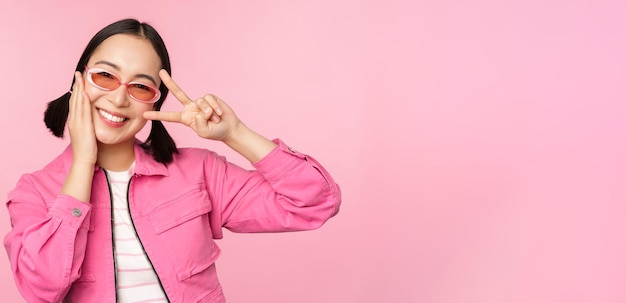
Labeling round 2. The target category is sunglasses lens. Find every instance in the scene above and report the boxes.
[90,71,120,90]
[128,84,158,102]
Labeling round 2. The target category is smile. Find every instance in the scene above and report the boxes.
[98,109,128,123]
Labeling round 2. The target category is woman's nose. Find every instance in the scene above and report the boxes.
[108,84,131,107]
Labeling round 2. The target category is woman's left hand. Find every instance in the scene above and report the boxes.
[143,69,242,141]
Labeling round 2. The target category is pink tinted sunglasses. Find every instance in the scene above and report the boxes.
[84,66,161,103]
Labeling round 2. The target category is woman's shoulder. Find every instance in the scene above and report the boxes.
[167,147,227,168]
[9,150,70,199]
[158,147,234,181]
[171,146,225,160]
[20,147,73,179]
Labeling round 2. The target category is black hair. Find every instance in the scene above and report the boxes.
[44,18,178,164]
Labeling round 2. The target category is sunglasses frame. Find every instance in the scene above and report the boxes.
[83,66,161,104]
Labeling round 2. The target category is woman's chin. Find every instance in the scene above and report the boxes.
[95,132,132,147]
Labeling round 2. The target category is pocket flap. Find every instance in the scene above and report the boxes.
[147,184,212,234]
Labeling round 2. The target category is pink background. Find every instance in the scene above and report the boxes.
[1,0,625,302]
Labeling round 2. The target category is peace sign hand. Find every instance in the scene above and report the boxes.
[143,70,242,141]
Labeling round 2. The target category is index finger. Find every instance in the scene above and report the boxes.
[159,69,192,105]
[143,110,183,123]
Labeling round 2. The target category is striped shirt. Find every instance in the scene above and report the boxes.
[107,166,168,302]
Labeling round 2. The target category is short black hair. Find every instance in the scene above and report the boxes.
[44,18,177,164]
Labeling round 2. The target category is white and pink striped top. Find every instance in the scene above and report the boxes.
[108,167,168,303]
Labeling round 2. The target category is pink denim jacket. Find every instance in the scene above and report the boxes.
[4,139,341,303]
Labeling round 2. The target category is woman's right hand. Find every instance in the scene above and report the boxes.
[68,71,97,166]
[61,72,97,203]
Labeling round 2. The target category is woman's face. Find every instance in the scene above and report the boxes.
[84,34,162,147]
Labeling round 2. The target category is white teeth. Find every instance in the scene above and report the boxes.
[99,109,126,123]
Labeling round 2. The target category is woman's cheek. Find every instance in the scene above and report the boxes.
[84,86,101,103]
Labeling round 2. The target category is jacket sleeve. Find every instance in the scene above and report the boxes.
[207,139,341,237]
[3,175,92,303]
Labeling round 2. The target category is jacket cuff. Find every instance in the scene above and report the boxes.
[252,139,307,180]
[48,195,92,231]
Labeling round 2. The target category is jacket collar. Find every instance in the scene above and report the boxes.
[58,140,169,177]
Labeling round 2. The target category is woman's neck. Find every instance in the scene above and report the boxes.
[96,140,136,172]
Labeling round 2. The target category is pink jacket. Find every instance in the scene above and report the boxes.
[4,139,341,303]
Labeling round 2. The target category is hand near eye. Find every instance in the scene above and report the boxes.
[143,70,242,142]
[144,70,277,163]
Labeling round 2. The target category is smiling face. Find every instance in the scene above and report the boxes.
[84,34,162,147]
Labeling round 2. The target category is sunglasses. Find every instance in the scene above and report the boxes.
[84,66,161,103]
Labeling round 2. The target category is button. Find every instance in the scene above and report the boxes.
[72,208,82,217]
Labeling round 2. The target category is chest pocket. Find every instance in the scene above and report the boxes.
[146,183,213,234]
[144,182,223,299]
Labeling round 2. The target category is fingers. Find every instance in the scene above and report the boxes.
[143,110,182,123]
[68,71,98,164]
[159,69,192,105]
[69,72,80,116]
[69,72,89,120]
[195,94,223,123]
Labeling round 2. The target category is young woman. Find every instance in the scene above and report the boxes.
[3,18,341,303]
